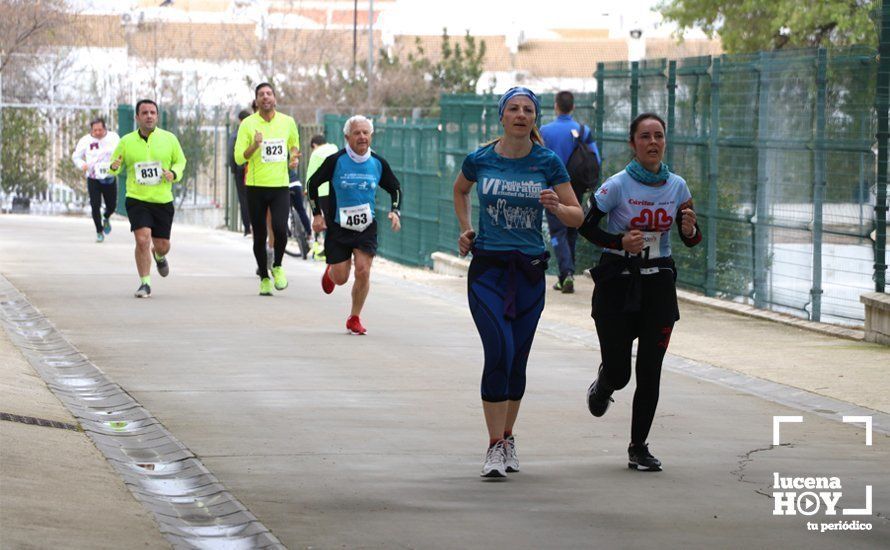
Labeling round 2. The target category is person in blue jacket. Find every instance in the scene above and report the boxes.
[540,90,601,293]
[453,87,583,479]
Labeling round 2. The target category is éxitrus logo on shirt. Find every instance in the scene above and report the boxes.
[771,416,875,533]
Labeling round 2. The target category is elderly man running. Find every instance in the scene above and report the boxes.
[307,115,402,335]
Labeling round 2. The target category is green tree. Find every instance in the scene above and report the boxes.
[433,30,487,94]
[165,108,214,206]
[1,108,48,196]
[374,29,488,109]
[658,0,879,53]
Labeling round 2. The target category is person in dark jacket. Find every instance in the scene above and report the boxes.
[228,108,252,235]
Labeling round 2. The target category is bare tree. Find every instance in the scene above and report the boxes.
[0,0,68,73]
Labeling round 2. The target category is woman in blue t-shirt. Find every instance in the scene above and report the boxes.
[579,113,702,472]
[453,87,583,479]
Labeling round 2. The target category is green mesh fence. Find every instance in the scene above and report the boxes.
[322,47,883,324]
[591,48,880,325]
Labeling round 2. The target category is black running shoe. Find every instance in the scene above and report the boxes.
[586,364,614,417]
[155,256,169,277]
[628,443,662,472]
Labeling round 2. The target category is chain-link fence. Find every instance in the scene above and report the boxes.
[322,48,885,326]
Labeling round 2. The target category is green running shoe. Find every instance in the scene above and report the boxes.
[271,265,288,290]
[311,241,325,261]
[259,277,273,296]
[103,216,112,235]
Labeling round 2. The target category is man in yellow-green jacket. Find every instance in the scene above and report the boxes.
[110,99,186,298]
[234,82,300,296]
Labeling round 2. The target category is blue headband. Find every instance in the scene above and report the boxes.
[498,86,540,121]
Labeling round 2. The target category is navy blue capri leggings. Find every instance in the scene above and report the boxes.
[468,256,546,402]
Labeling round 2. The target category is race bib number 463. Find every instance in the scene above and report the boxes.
[134,161,162,186]
[261,139,286,163]
[339,203,373,232]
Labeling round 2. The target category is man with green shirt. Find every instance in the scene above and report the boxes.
[234,82,300,296]
[306,134,339,260]
[109,99,186,298]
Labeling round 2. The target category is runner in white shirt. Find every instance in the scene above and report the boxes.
[71,118,120,242]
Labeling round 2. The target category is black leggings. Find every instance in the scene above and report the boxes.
[592,269,678,446]
[246,186,289,278]
[87,179,117,233]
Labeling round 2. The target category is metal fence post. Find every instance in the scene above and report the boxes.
[630,61,639,121]
[753,52,771,309]
[666,61,677,169]
[706,57,720,297]
[811,49,828,321]
[875,0,890,292]
[115,104,134,215]
[595,62,605,175]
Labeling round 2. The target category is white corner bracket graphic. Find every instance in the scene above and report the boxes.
[843,486,873,516]
[842,416,873,446]
[773,415,803,445]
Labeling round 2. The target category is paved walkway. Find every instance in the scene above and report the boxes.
[1,214,887,549]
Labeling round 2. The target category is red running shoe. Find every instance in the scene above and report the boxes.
[346,315,367,335]
[321,265,335,294]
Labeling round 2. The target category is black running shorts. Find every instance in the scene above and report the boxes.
[126,197,175,239]
[324,219,378,264]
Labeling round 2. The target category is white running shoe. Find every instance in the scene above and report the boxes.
[481,440,507,478]
[504,435,519,472]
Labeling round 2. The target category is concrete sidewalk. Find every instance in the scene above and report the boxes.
[0,315,168,549]
[1,214,887,549]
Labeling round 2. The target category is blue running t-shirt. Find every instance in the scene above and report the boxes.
[306,149,402,231]
[462,142,570,256]
[331,155,384,225]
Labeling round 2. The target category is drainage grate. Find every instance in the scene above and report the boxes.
[0,276,286,549]
[0,411,82,432]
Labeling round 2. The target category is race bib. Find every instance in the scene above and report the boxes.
[339,203,373,232]
[94,162,110,179]
[134,161,162,186]
[628,231,663,260]
[261,138,287,163]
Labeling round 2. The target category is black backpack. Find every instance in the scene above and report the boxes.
[565,124,600,203]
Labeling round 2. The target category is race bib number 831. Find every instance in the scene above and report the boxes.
[134,161,162,186]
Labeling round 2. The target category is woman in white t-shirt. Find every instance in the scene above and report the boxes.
[579,112,702,472]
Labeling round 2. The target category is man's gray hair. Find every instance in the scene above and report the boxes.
[343,115,374,136]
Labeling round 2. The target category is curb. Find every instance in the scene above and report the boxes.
[430,252,865,342]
